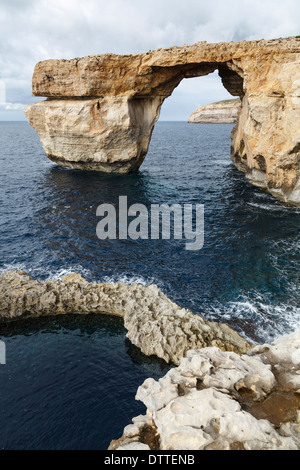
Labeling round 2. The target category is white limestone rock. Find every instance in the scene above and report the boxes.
[117,442,151,451]
[111,331,300,450]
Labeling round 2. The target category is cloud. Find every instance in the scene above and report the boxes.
[0,0,300,120]
[0,102,26,110]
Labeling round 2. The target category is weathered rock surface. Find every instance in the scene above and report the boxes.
[109,331,300,451]
[25,37,300,205]
[25,97,163,172]
[0,270,250,363]
[188,99,241,123]
[1,270,298,450]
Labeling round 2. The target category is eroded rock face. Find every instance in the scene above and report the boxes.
[0,270,250,362]
[25,96,163,172]
[25,37,300,205]
[188,99,241,123]
[109,331,300,451]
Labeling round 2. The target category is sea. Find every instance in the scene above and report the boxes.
[0,121,299,449]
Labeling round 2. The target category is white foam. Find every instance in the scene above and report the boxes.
[0,263,159,287]
[0,263,92,283]
[0,262,27,274]
[248,202,300,213]
[100,273,158,286]
[47,266,93,282]
[225,297,300,343]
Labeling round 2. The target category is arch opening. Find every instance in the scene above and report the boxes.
[127,64,245,171]
[158,68,242,122]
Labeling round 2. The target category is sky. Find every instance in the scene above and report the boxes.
[0,0,299,121]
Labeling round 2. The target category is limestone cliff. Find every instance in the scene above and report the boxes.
[188,98,241,123]
[25,37,300,205]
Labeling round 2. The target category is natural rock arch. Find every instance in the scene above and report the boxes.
[25,38,300,206]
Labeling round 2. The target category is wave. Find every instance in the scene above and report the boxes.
[0,262,28,274]
[0,262,159,287]
[0,263,92,283]
[207,294,300,344]
[100,273,158,286]
[247,201,300,213]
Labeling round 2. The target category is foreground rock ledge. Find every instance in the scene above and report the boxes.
[110,331,300,451]
[1,270,298,450]
[25,37,300,205]
[0,270,250,364]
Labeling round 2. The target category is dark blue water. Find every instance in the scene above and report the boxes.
[0,121,299,449]
[0,315,169,450]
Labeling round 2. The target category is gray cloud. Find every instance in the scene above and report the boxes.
[0,0,299,120]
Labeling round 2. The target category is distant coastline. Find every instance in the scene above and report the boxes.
[188,98,241,124]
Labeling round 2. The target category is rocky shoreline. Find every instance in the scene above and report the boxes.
[0,270,250,363]
[110,331,300,450]
[0,269,299,450]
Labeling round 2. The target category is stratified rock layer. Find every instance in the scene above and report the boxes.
[109,331,300,451]
[188,99,241,123]
[0,270,250,363]
[25,37,300,205]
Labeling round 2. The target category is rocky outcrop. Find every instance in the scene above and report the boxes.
[188,99,241,123]
[109,330,300,451]
[25,37,300,205]
[0,270,250,362]
[1,270,298,450]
